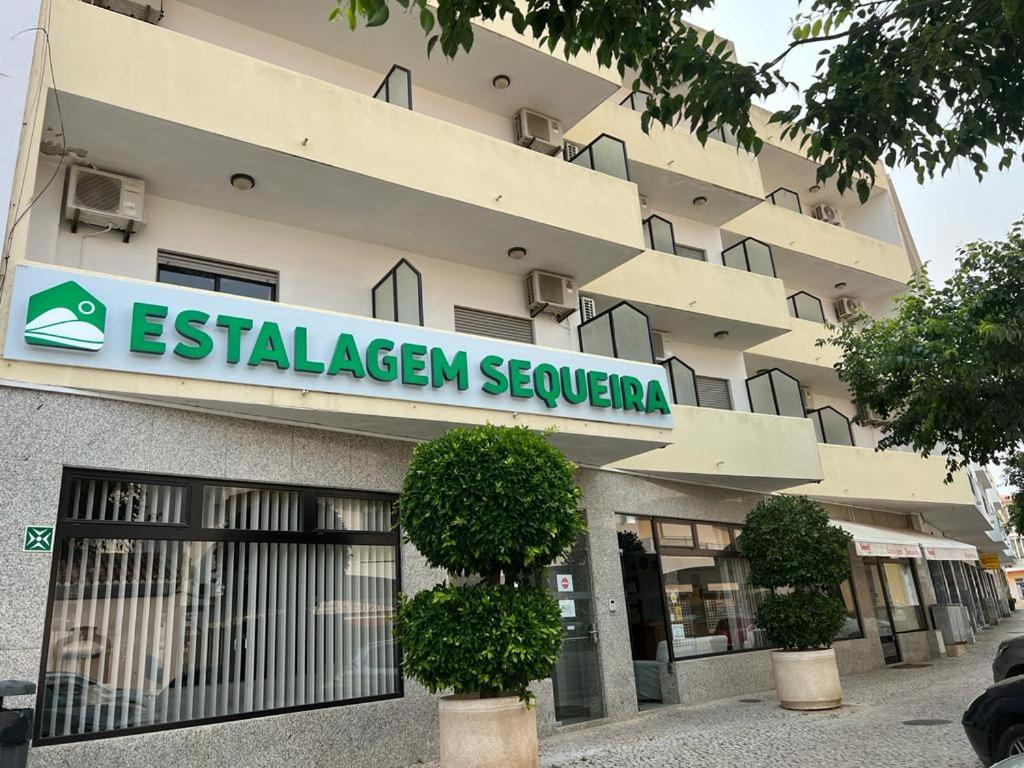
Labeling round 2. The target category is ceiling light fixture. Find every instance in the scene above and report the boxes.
[714,330,729,340]
[692,195,708,207]
[507,246,527,260]
[834,281,848,290]
[809,184,822,193]
[230,173,255,191]
[492,74,511,89]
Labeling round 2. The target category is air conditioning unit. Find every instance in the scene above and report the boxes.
[833,296,862,322]
[562,140,583,161]
[854,400,885,427]
[513,109,563,155]
[65,166,146,239]
[651,330,672,361]
[579,295,597,324]
[86,0,163,23]
[812,202,844,227]
[526,270,577,321]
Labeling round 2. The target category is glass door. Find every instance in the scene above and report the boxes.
[865,561,901,665]
[546,535,605,726]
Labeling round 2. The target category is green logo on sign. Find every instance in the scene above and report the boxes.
[23,526,54,553]
[25,281,106,351]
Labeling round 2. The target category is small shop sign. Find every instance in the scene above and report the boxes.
[980,553,1002,570]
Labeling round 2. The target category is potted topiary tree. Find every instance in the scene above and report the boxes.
[738,494,853,711]
[396,424,585,768]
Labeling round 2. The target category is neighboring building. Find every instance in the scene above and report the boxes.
[0,2,1012,765]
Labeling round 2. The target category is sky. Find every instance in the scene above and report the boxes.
[686,1,1024,285]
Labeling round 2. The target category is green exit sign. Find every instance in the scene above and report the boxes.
[23,526,54,553]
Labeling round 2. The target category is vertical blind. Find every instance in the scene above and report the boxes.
[40,474,400,742]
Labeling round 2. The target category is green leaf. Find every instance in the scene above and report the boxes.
[366,3,390,26]
[419,7,434,33]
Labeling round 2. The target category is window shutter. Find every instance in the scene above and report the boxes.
[454,307,534,344]
[696,376,733,410]
[674,243,707,261]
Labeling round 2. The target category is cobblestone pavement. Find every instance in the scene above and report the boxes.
[416,614,1024,768]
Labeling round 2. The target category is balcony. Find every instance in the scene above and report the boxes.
[44,0,643,283]
[786,445,979,516]
[745,317,845,395]
[582,250,791,350]
[722,202,913,299]
[612,405,824,492]
[565,102,765,225]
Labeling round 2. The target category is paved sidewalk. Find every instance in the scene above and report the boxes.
[418,614,1024,768]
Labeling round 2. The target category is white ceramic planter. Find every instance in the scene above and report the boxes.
[439,694,538,768]
[770,648,842,710]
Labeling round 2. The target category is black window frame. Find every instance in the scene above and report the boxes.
[642,214,676,255]
[565,133,631,182]
[576,300,654,363]
[807,405,856,447]
[373,64,413,109]
[744,367,806,418]
[619,90,652,112]
[371,258,424,326]
[786,291,826,324]
[662,356,700,407]
[720,237,777,278]
[766,186,802,214]
[156,252,278,302]
[35,468,403,747]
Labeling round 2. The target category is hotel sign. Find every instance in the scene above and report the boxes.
[5,265,674,428]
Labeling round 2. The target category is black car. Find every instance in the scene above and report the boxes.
[964,677,1024,765]
[994,637,1024,683]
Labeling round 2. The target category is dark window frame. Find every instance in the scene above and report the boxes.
[708,124,740,147]
[642,214,676,255]
[834,577,865,641]
[786,291,826,324]
[744,367,806,418]
[576,300,654,363]
[806,405,856,447]
[766,186,802,214]
[565,133,631,182]
[373,64,413,109]
[720,237,777,278]
[619,90,652,112]
[35,468,403,747]
[867,557,930,634]
[156,252,278,302]
[371,258,424,326]
[662,356,700,407]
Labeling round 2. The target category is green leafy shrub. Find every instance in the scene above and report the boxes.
[396,425,585,702]
[738,495,852,651]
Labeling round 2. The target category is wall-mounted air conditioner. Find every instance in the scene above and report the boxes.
[65,166,146,241]
[854,400,885,427]
[812,202,844,227]
[579,295,597,324]
[514,109,563,156]
[526,270,577,320]
[833,296,862,322]
[562,140,583,161]
[651,330,672,361]
[87,0,163,23]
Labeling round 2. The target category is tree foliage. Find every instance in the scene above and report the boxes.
[330,0,1024,197]
[829,218,1024,478]
[738,495,851,651]
[395,425,585,702]
[1004,452,1024,536]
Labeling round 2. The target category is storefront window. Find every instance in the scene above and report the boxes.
[835,579,863,640]
[39,472,401,743]
[880,560,926,632]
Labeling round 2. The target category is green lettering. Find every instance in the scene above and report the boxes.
[130,303,168,355]
[247,321,290,370]
[560,367,588,405]
[587,371,611,408]
[293,327,324,374]
[367,338,397,382]
[216,315,253,365]
[173,309,212,360]
[509,359,532,399]
[327,333,366,378]
[622,376,645,412]
[431,348,469,391]
[645,380,672,415]
[401,343,429,386]
[533,363,560,409]
[609,373,623,410]
[480,355,508,395]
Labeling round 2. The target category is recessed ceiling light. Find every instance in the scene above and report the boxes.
[230,173,255,191]
[834,281,848,290]
[507,246,527,260]
[809,184,822,193]
[692,196,708,207]
[714,330,729,340]
[492,74,511,90]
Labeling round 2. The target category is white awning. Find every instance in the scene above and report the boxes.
[832,520,978,562]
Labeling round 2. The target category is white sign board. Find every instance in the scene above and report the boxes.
[558,599,576,619]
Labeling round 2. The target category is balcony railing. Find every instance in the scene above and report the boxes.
[372,258,423,325]
[642,214,675,255]
[709,124,740,147]
[746,368,805,418]
[662,357,699,407]
[721,237,776,278]
[373,64,413,109]
[787,291,826,324]
[766,187,802,213]
[578,301,654,363]
[567,134,630,181]
[807,406,855,447]
[619,90,653,113]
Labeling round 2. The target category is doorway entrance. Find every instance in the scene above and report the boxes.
[865,558,928,665]
[866,561,901,664]
[546,535,605,726]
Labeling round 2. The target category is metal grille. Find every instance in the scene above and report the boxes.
[454,306,534,344]
[74,171,122,213]
[696,376,733,410]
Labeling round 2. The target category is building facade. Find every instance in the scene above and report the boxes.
[0,2,1013,765]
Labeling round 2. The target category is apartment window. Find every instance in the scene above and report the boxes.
[766,187,802,214]
[835,579,863,640]
[721,238,776,278]
[373,64,412,109]
[787,292,826,324]
[157,253,277,301]
[577,301,653,363]
[746,368,805,418]
[37,470,400,744]
[674,243,707,262]
[454,306,534,344]
[619,90,652,112]
[567,134,630,181]
[662,357,699,407]
[642,214,675,255]
[695,376,733,410]
[372,259,423,326]
[807,406,855,447]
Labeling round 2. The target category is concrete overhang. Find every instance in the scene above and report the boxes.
[744,318,846,396]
